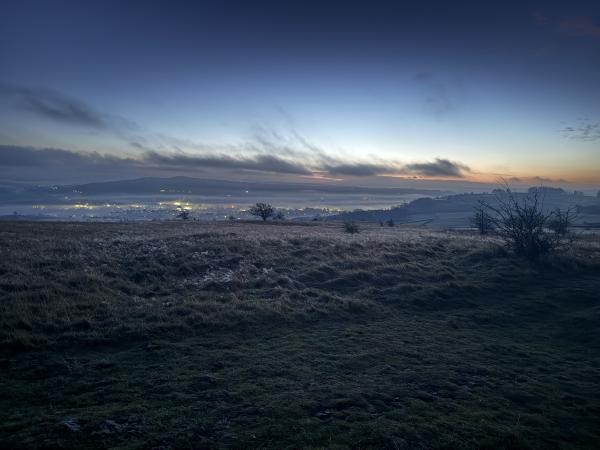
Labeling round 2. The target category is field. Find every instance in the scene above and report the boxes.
[1,221,600,449]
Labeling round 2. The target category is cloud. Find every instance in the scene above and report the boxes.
[265,111,470,179]
[0,83,138,132]
[507,175,568,184]
[0,145,144,183]
[144,151,312,175]
[562,120,600,141]
[0,145,313,184]
[0,84,323,167]
[0,145,134,167]
[531,13,600,43]
[323,158,470,178]
[414,72,465,118]
[0,144,474,184]
[0,84,106,128]
[402,158,471,177]
[531,11,549,26]
[323,163,396,177]
[0,87,472,183]
[560,17,600,38]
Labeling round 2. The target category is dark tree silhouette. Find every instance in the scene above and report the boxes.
[470,205,493,235]
[478,184,574,258]
[249,202,275,221]
[547,207,576,237]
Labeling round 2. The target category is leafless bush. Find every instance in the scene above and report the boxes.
[547,207,576,237]
[249,202,275,221]
[273,210,286,220]
[470,205,493,235]
[386,219,395,227]
[343,221,360,234]
[479,186,574,259]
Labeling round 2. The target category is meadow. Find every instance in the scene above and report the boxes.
[1,221,600,449]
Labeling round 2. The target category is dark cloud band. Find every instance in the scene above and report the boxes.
[0,145,472,183]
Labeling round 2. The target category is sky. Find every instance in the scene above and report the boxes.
[1,0,599,189]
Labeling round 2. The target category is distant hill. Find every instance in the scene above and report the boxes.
[48,176,447,196]
[329,190,600,225]
[0,176,447,204]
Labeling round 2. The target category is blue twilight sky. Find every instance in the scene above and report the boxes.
[0,0,599,187]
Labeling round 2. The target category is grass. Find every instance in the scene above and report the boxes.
[1,221,600,449]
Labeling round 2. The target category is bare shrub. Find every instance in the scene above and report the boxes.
[470,205,493,235]
[386,219,395,227]
[273,210,286,220]
[480,186,574,259]
[343,221,360,234]
[249,202,275,221]
[547,207,576,237]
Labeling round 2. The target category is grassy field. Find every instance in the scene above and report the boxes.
[1,221,600,449]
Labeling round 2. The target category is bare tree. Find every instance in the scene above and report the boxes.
[249,202,275,221]
[479,184,572,258]
[547,207,576,237]
[470,205,493,235]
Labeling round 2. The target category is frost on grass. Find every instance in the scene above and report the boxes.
[1,221,599,350]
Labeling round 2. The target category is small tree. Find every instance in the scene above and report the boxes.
[177,209,190,220]
[343,221,360,234]
[249,202,275,221]
[547,207,576,237]
[470,205,493,235]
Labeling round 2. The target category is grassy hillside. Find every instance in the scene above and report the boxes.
[1,221,600,449]
[329,191,600,229]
